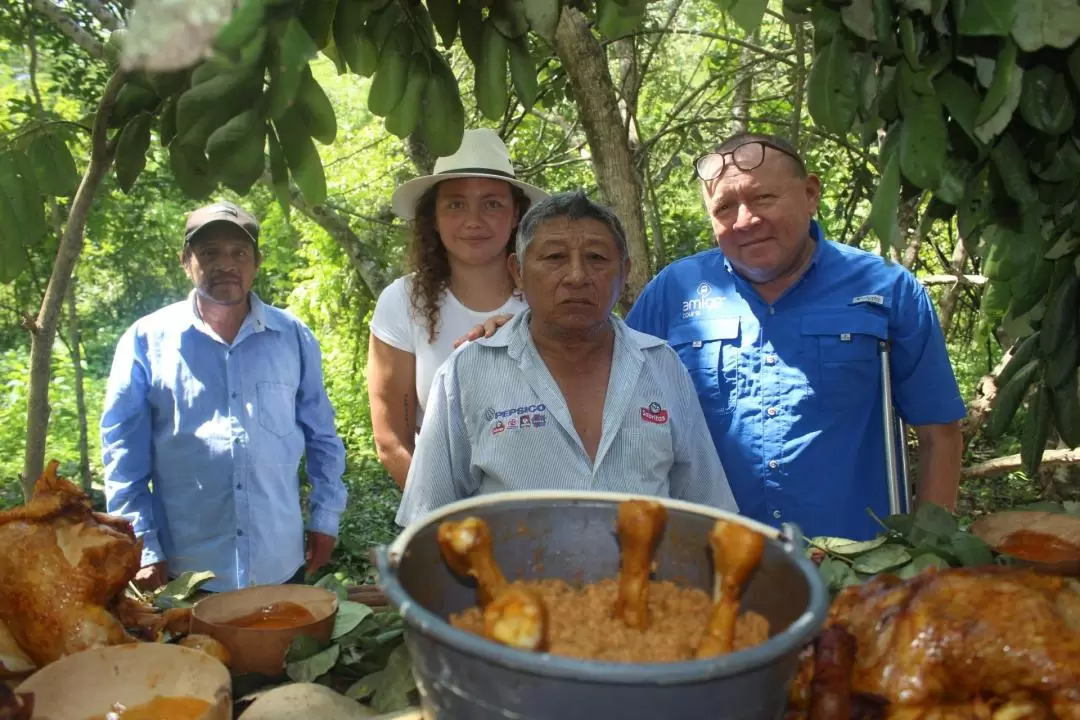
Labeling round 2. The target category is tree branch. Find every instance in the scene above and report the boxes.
[29,0,105,58]
[962,449,1080,480]
[629,28,797,66]
[82,0,122,30]
[919,274,987,286]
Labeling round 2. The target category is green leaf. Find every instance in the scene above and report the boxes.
[332,601,374,640]
[1051,369,1080,448]
[1019,65,1076,135]
[851,544,912,574]
[894,552,949,578]
[724,0,769,35]
[316,572,350,602]
[869,150,903,249]
[346,643,416,712]
[935,72,983,147]
[807,34,859,135]
[898,0,931,13]
[809,535,889,556]
[168,143,216,200]
[266,125,291,218]
[990,135,1037,204]
[840,0,876,40]
[27,133,79,197]
[882,512,916,539]
[956,0,1018,36]
[286,643,340,683]
[985,358,1040,438]
[1022,384,1054,476]
[523,0,560,41]
[911,502,959,541]
[975,39,1023,144]
[948,531,994,566]
[1010,0,1080,51]
[899,96,946,190]
[114,112,153,194]
[267,19,319,120]
[0,150,46,247]
[936,156,974,205]
[155,570,215,607]
[285,633,330,664]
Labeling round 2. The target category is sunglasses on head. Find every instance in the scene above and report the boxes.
[693,140,806,182]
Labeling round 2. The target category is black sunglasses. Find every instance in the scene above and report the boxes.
[693,140,806,182]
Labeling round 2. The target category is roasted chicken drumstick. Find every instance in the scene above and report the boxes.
[696,519,765,658]
[614,500,668,630]
[438,517,548,651]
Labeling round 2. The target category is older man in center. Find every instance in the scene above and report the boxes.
[396,191,738,526]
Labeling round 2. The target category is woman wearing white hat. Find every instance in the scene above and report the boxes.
[367,129,550,490]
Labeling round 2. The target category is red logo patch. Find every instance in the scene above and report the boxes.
[640,402,669,424]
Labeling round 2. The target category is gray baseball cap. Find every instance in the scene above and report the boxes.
[184,201,259,248]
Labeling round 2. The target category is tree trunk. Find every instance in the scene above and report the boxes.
[21,70,124,499]
[963,448,1080,480]
[962,344,1015,446]
[789,21,806,151]
[938,235,970,339]
[67,273,92,492]
[731,30,759,135]
[553,7,649,310]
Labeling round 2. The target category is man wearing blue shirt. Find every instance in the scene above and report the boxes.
[101,202,348,592]
[625,134,965,541]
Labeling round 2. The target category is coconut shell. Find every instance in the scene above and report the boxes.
[970,511,1080,576]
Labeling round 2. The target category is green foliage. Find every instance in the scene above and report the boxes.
[808,502,999,595]
[782,0,1080,471]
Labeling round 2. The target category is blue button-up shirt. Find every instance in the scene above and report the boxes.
[625,221,965,541]
[100,291,348,592]
[396,311,738,526]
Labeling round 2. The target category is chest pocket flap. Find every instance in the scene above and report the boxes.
[669,316,740,368]
[802,307,888,364]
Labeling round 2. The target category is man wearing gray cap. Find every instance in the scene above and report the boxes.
[100,201,348,593]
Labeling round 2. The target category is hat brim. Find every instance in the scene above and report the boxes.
[390,172,551,220]
[185,218,259,247]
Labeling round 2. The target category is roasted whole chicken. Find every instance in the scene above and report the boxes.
[0,462,191,676]
[790,566,1080,719]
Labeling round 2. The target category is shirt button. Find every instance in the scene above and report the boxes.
[768,460,778,469]
[773,510,782,519]
[765,355,776,365]
[231,392,238,399]
[768,307,776,315]
[237,529,244,536]
[767,407,777,417]
[233,438,240,444]
[236,483,243,490]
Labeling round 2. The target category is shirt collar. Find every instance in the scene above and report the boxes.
[480,309,665,362]
[183,289,281,335]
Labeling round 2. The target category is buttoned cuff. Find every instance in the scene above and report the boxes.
[307,508,341,538]
[139,531,164,567]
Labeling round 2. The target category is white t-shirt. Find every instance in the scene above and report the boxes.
[370,275,528,429]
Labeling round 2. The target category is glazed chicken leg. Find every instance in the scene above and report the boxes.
[696,519,765,658]
[438,517,508,606]
[439,517,549,652]
[614,500,668,630]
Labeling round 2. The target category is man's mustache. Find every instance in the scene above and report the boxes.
[209,273,240,283]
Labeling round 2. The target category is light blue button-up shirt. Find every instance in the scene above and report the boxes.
[396,310,738,526]
[100,291,347,592]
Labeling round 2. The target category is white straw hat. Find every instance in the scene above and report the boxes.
[390,129,550,219]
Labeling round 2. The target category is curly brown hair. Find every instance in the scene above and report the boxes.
[407,181,532,343]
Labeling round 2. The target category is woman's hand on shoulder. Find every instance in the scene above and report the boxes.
[452,313,514,349]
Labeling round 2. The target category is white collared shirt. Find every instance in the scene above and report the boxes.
[396,310,738,526]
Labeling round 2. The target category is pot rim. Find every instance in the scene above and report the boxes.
[376,490,829,685]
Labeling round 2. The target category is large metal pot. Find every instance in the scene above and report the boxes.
[374,490,829,720]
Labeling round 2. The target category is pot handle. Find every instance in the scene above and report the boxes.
[779,522,806,555]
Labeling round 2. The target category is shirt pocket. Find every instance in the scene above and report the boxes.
[256,382,298,438]
[801,309,888,411]
[669,317,741,416]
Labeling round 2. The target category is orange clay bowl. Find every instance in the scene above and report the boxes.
[190,585,338,677]
[17,642,230,719]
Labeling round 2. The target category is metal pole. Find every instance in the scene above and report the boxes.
[880,341,903,516]
[897,418,912,514]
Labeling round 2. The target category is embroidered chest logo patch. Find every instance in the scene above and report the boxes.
[640,401,669,425]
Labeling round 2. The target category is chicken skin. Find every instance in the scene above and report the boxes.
[0,461,141,670]
[804,567,1080,719]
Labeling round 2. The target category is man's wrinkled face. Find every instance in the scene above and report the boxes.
[182,224,259,306]
[511,216,630,333]
[701,148,821,284]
